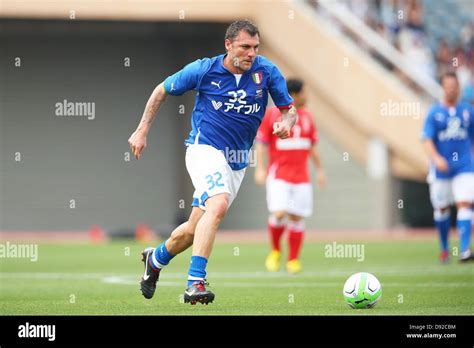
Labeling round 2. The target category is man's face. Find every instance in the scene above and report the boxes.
[225,30,260,72]
[442,76,459,103]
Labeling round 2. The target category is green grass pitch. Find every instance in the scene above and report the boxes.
[1,240,473,315]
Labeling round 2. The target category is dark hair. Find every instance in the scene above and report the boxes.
[441,71,458,84]
[286,78,304,94]
[225,20,259,42]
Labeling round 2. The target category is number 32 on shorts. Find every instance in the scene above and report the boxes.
[206,171,224,191]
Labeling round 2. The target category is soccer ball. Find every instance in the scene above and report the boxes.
[343,272,382,309]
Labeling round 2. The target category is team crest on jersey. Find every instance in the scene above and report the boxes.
[463,109,470,126]
[302,118,310,132]
[252,71,263,85]
[434,113,444,122]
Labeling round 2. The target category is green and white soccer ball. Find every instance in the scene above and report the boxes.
[343,272,382,309]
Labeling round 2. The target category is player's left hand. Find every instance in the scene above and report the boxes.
[254,167,267,186]
[272,120,292,139]
[317,170,327,189]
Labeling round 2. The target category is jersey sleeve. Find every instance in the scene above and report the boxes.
[256,107,275,144]
[420,106,436,140]
[267,64,294,109]
[163,58,210,96]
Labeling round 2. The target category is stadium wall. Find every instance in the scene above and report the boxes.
[0,20,225,231]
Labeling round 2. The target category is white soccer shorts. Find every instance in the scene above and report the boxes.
[185,144,246,210]
[429,172,474,209]
[266,174,313,218]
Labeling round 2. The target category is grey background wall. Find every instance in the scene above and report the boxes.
[1,19,392,232]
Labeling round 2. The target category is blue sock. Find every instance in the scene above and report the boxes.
[187,255,208,286]
[457,208,472,254]
[434,210,450,252]
[151,240,175,269]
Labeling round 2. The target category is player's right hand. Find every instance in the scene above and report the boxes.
[272,121,292,139]
[128,129,147,160]
[254,167,267,186]
[434,155,449,173]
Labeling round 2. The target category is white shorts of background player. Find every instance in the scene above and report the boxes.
[428,172,474,209]
[266,169,313,218]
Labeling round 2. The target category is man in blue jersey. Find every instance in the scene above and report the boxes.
[128,20,296,304]
[422,72,474,263]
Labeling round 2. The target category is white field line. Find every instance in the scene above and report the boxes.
[100,276,474,288]
[1,264,474,289]
[3,271,472,288]
[1,264,473,280]
[2,272,470,288]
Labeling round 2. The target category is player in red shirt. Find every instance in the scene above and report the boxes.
[255,78,326,273]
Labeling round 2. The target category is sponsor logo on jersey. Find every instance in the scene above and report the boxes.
[211,80,221,89]
[276,138,312,150]
[223,89,261,114]
[211,100,222,110]
[438,116,467,141]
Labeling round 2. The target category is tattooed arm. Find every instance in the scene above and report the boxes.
[128,82,168,159]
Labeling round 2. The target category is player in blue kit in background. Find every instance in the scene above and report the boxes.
[128,20,296,304]
[421,72,474,263]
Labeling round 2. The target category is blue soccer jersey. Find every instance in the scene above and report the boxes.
[421,101,474,179]
[163,54,294,170]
